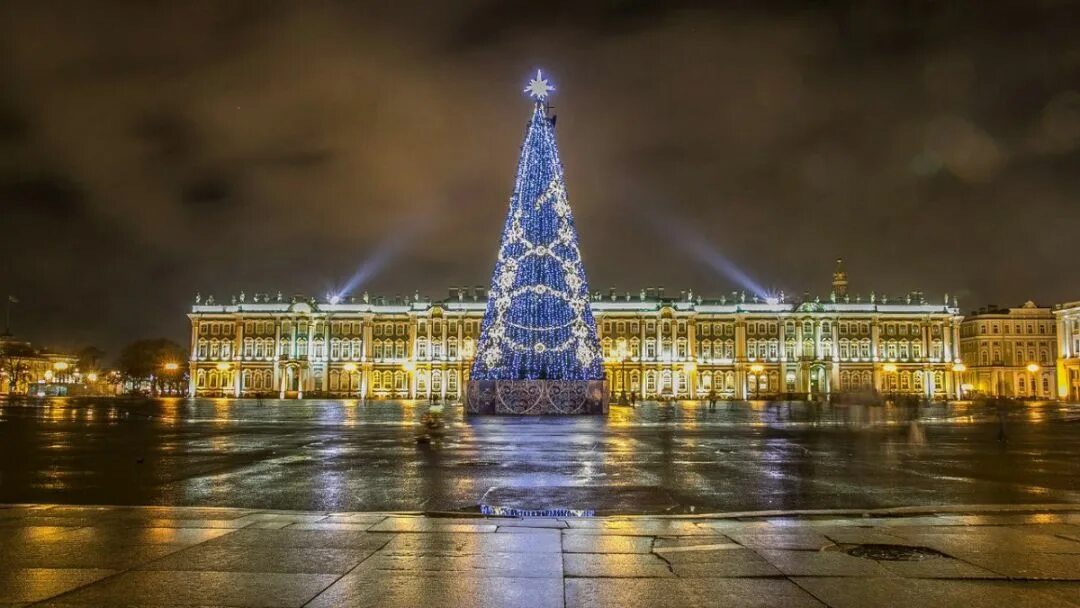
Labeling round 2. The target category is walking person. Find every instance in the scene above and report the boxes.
[707,388,717,411]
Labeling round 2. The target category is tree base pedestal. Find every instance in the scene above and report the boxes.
[466,379,608,415]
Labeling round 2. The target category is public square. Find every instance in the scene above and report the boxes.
[2,398,1077,514]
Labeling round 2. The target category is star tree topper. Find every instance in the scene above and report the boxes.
[524,70,555,100]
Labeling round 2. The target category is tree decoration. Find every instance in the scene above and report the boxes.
[471,71,603,382]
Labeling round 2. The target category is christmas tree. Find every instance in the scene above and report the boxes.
[471,71,604,383]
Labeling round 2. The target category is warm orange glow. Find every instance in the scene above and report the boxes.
[749,364,765,373]
[215,362,230,371]
[163,362,180,372]
[53,361,69,371]
[1026,362,1040,373]
[342,362,358,372]
[883,363,898,373]
[86,373,98,382]
[952,363,966,373]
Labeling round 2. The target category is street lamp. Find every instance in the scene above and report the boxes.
[1026,362,1040,398]
[614,342,630,403]
[882,363,898,395]
[749,363,764,399]
[163,362,180,372]
[952,363,967,400]
[683,361,697,400]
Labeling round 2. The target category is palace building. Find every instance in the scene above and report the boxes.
[957,302,1058,399]
[187,262,966,400]
[1054,300,1080,401]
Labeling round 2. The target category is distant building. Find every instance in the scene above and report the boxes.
[958,302,1057,398]
[1054,301,1080,400]
[0,334,79,396]
[187,271,964,400]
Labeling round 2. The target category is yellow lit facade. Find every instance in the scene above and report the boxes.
[958,301,1057,398]
[0,335,79,395]
[188,286,964,400]
[1054,300,1080,400]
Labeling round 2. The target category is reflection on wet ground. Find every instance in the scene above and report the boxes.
[1,398,1078,514]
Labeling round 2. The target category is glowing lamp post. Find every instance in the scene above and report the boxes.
[1026,363,1040,398]
[882,363,898,395]
[952,363,967,400]
[683,361,697,399]
[749,363,764,398]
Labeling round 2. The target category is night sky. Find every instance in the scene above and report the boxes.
[1,1,1078,356]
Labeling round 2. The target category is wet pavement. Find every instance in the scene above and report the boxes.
[1,504,1079,607]
[0,398,1078,514]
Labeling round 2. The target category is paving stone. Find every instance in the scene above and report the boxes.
[0,527,78,544]
[60,526,234,545]
[287,522,374,531]
[368,518,497,533]
[496,526,562,536]
[381,532,560,554]
[354,551,562,578]
[563,520,712,536]
[652,535,735,549]
[321,513,389,524]
[136,543,375,574]
[725,532,834,550]
[1024,582,1080,604]
[562,534,654,554]
[564,553,674,578]
[307,573,564,608]
[204,527,393,549]
[666,549,782,577]
[0,518,99,529]
[230,513,330,525]
[820,528,910,546]
[37,570,337,608]
[876,557,1003,579]
[0,542,189,569]
[754,549,892,577]
[566,577,825,607]
[951,552,1080,580]
[897,531,1080,554]
[0,568,114,603]
[492,518,568,529]
[792,576,1080,607]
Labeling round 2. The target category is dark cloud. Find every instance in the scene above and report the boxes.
[0,0,1078,357]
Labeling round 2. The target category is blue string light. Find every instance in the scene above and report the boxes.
[471,72,603,382]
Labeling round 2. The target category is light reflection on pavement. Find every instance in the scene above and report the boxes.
[0,397,1077,514]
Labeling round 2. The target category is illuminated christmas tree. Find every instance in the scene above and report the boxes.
[470,71,604,385]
